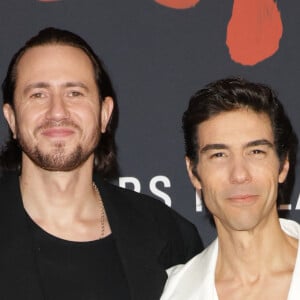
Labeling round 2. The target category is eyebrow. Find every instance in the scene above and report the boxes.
[200,143,228,153]
[64,82,89,90]
[200,139,274,153]
[23,82,50,94]
[23,81,89,94]
[245,139,274,148]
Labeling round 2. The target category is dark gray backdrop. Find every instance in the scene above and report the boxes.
[0,0,299,246]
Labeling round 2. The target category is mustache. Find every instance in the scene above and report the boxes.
[34,120,81,134]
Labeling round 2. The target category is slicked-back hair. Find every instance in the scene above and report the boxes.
[183,77,298,205]
[1,27,119,178]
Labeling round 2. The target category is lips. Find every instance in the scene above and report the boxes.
[41,127,75,137]
[227,194,258,205]
[229,194,257,200]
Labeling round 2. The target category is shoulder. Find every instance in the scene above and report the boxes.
[161,239,218,300]
[0,171,21,206]
[100,178,194,227]
[99,179,203,264]
[0,170,18,188]
[166,239,218,279]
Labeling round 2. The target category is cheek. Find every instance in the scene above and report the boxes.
[201,186,222,216]
[16,105,44,122]
[197,162,227,187]
[15,110,44,139]
[77,109,101,137]
[199,176,221,206]
[254,161,281,183]
[16,115,35,131]
[76,104,100,121]
[83,114,101,132]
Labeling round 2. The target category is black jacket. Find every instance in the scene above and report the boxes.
[0,172,203,300]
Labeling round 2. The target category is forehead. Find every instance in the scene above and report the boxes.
[15,44,95,87]
[197,109,274,147]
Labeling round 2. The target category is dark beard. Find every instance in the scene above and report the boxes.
[34,145,85,171]
[16,119,100,171]
[19,141,95,172]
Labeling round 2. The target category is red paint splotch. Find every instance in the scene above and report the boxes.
[226,0,283,66]
[155,0,200,9]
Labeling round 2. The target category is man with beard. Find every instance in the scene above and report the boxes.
[161,78,300,299]
[0,27,202,300]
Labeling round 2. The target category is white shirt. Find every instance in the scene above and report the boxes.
[161,219,300,300]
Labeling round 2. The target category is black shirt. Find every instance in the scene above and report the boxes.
[29,218,131,300]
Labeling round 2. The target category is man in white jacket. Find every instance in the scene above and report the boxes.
[161,77,300,300]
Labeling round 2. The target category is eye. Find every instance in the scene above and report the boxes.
[252,149,264,154]
[68,90,84,97]
[210,152,226,159]
[249,148,267,158]
[30,92,45,99]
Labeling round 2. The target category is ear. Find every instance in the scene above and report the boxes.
[100,96,114,133]
[185,156,202,190]
[278,157,289,183]
[3,104,17,139]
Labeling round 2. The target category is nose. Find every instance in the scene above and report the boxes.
[45,93,70,121]
[229,155,252,184]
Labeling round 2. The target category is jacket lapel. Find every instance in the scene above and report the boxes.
[98,178,167,300]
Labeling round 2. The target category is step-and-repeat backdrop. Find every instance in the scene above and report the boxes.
[0,0,299,246]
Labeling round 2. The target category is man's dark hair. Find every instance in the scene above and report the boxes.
[183,77,298,205]
[1,27,119,178]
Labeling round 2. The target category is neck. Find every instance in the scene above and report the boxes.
[19,154,111,241]
[215,214,298,282]
[20,154,96,227]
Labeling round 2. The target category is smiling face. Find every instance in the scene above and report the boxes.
[186,109,289,232]
[3,44,113,171]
